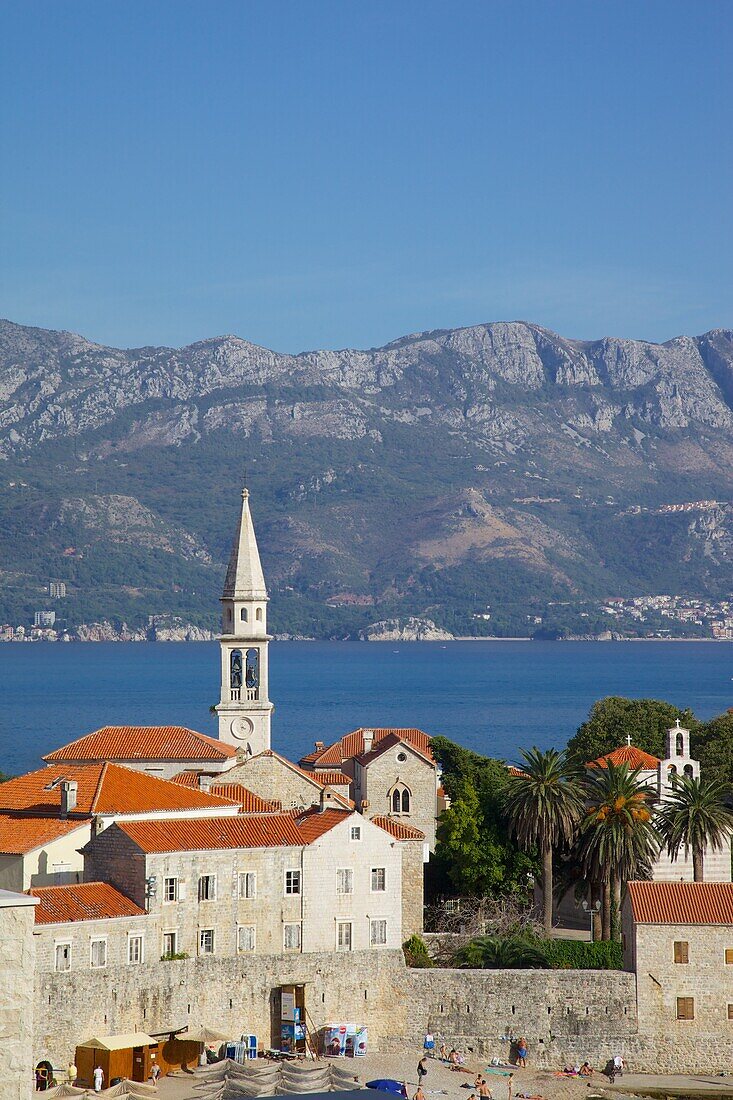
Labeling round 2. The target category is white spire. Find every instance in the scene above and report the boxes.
[222,489,267,600]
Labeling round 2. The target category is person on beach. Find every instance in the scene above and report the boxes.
[414,1087,426,1100]
[478,1079,492,1097]
[516,1039,528,1068]
[579,1063,593,1077]
[417,1056,428,1085]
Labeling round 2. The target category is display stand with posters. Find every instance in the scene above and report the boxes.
[279,985,308,1056]
[323,1024,367,1057]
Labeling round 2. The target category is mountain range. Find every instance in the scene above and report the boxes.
[1,318,732,638]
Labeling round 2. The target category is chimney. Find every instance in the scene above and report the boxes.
[199,775,213,793]
[362,729,374,753]
[319,787,334,813]
[60,781,78,818]
[315,741,324,751]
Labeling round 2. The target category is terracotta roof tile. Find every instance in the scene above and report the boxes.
[116,814,304,853]
[0,764,237,817]
[300,728,434,768]
[371,815,426,840]
[590,745,660,770]
[307,770,351,787]
[29,882,146,924]
[627,881,733,924]
[43,726,236,764]
[0,815,88,855]
[355,731,434,767]
[294,808,352,842]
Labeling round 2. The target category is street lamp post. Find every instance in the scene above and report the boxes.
[582,898,602,941]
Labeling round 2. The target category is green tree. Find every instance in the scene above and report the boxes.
[567,697,696,765]
[656,774,733,882]
[505,748,584,934]
[691,712,733,786]
[453,935,549,970]
[577,761,659,939]
[430,737,537,898]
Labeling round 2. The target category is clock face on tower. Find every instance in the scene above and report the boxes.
[230,716,254,741]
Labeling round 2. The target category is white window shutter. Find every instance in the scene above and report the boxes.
[178,880,187,900]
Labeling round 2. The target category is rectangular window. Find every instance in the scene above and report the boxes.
[54,942,71,972]
[283,923,302,951]
[337,922,353,951]
[198,929,215,955]
[371,867,386,892]
[198,874,217,902]
[350,826,361,841]
[128,934,144,965]
[285,870,301,895]
[164,877,179,903]
[676,996,695,1021]
[674,941,689,964]
[725,948,733,965]
[90,938,107,969]
[237,925,256,952]
[239,872,257,899]
[728,1004,733,1021]
[370,919,387,946]
[336,868,353,894]
[162,931,178,957]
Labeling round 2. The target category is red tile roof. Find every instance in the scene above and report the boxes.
[29,882,146,924]
[307,770,351,787]
[43,726,236,763]
[116,814,305,853]
[507,765,529,778]
[0,764,237,817]
[170,772,281,813]
[590,745,660,770]
[0,814,87,855]
[627,881,733,925]
[294,808,352,842]
[371,815,426,840]
[300,728,434,768]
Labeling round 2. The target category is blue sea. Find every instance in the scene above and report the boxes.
[1,640,732,776]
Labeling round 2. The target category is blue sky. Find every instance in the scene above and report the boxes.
[1,0,731,352]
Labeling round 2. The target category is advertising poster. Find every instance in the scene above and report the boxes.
[281,992,296,1022]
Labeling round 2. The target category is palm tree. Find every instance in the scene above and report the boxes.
[656,774,733,881]
[578,760,659,939]
[453,935,549,969]
[505,748,585,934]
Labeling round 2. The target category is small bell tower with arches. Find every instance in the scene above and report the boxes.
[658,718,699,797]
[216,487,273,756]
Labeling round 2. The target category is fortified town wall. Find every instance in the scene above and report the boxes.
[35,953,729,1074]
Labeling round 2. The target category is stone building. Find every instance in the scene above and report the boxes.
[30,882,148,972]
[301,727,439,851]
[0,888,38,1100]
[0,762,240,889]
[623,880,733,1067]
[43,724,238,779]
[80,806,417,959]
[222,748,353,812]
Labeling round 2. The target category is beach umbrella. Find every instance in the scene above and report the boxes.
[366,1081,404,1096]
[44,1087,90,1098]
[185,1027,234,1045]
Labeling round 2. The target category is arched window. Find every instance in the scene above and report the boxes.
[245,648,260,694]
[684,764,694,778]
[668,764,677,774]
[230,650,243,700]
[389,783,412,816]
[226,608,233,622]
[240,608,248,622]
[676,732,684,756]
[256,607,263,622]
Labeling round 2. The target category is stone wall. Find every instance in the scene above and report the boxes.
[35,949,408,1068]
[401,841,425,941]
[398,968,638,1068]
[1,891,38,1100]
[226,754,323,809]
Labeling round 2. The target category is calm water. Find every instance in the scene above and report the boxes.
[1,641,732,776]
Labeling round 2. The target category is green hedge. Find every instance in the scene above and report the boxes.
[543,939,622,970]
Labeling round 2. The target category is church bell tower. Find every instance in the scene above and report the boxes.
[216,488,273,755]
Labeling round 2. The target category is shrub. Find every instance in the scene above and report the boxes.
[160,951,190,962]
[403,934,434,968]
[543,939,622,970]
[453,935,550,969]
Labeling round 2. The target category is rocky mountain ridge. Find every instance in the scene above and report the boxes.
[1,318,732,638]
